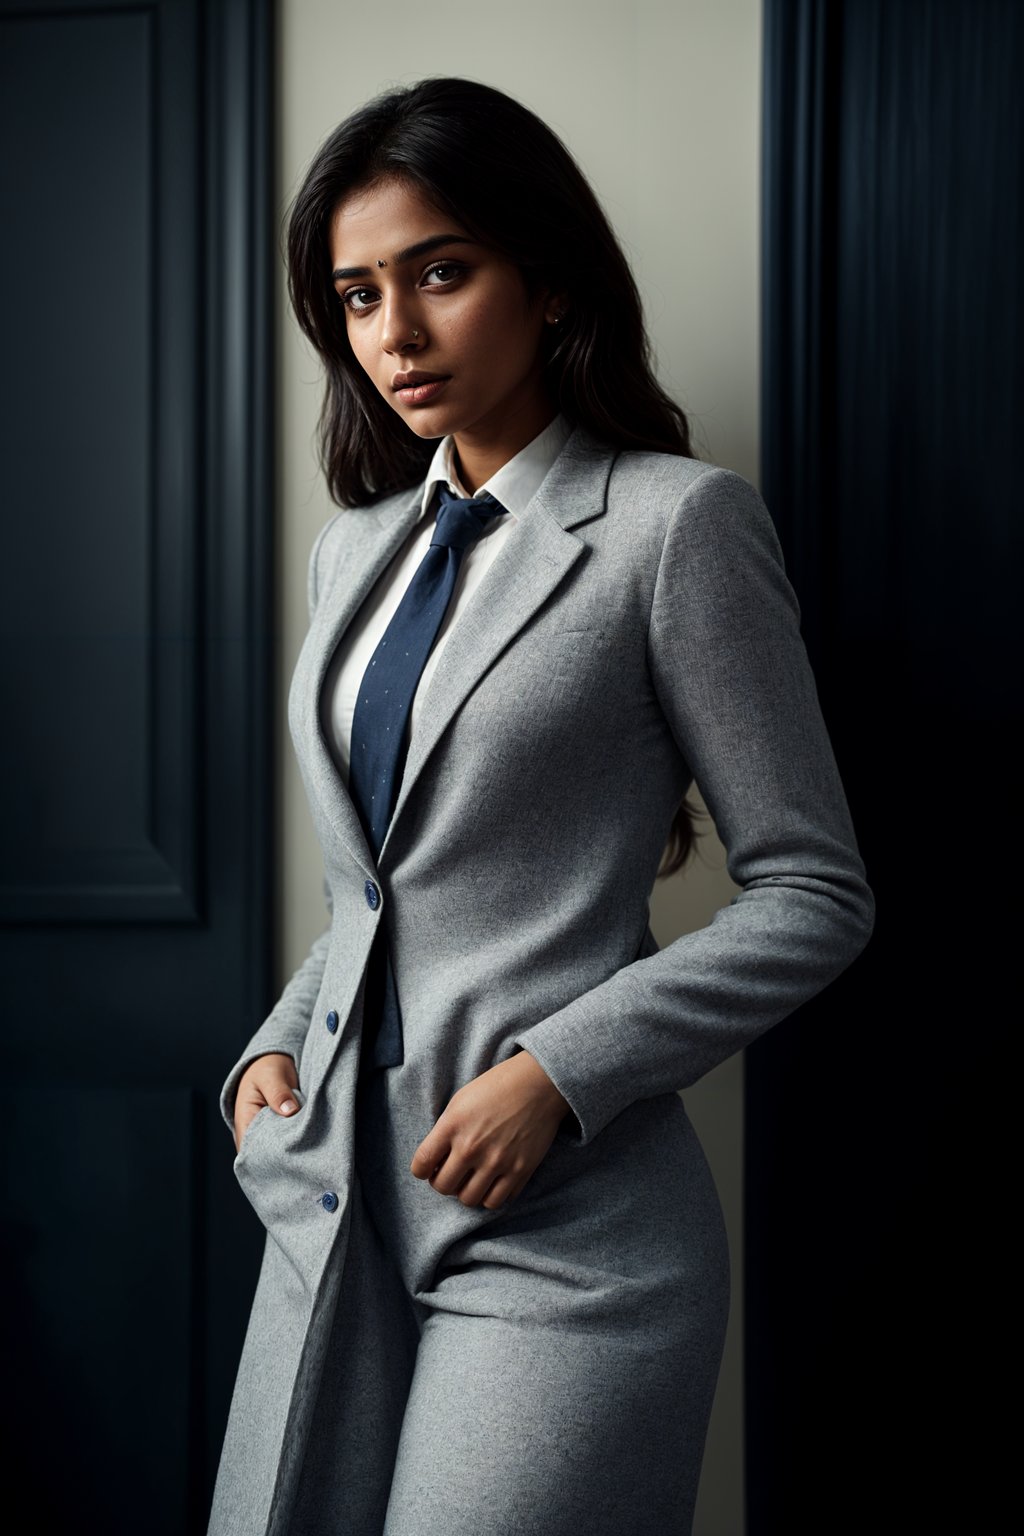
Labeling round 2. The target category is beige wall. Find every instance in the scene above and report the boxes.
[276,4,761,1530]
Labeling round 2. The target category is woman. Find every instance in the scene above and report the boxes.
[208,78,874,1536]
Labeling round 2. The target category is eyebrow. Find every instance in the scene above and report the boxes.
[331,234,476,281]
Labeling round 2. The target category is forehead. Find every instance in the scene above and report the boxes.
[329,177,466,263]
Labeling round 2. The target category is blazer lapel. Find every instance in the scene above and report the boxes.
[379,428,617,864]
[295,483,424,872]
[295,426,619,876]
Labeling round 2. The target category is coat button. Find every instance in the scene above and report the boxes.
[364,880,380,909]
[321,1191,339,1213]
[326,1009,339,1033]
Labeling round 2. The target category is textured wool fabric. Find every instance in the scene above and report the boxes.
[207,427,875,1536]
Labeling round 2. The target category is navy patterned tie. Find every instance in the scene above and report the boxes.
[349,483,509,1069]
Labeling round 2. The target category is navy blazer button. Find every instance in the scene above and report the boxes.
[321,1191,339,1213]
[326,1009,339,1033]
[364,880,380,909]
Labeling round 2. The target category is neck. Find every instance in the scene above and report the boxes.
[451,390,557,495]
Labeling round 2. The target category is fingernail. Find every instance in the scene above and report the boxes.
[280,1099,298,1114]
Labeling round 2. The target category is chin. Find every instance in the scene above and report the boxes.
[395,406,463,440]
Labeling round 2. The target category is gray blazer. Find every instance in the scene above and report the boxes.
[208,426,874,1534]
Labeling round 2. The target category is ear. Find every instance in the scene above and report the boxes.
[543,291,570,327]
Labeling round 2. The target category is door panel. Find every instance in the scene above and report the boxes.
[0,3,274,1530]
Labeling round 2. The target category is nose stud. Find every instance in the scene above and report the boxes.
[411,329,419,339]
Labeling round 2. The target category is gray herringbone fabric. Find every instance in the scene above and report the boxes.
[207,427,874,1536]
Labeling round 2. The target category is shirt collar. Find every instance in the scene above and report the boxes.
[419,412,573,522]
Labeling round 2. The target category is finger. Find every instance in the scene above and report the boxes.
[455,1162,505,1208]
[242,1091,296,1121]
[426,1149,468,1198]
[256,1070,300,1115]
[479,1173,518,1210]
[410,1128,450,1179]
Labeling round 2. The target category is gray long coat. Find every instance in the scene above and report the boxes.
[207,428,874,1534]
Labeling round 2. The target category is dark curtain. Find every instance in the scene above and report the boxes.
[749,1,1021,1529]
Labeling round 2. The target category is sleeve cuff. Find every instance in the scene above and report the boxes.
[219,1043,300,1140]
[512,982,632,1148]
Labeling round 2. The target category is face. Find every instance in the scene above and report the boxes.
[328,177,562,453]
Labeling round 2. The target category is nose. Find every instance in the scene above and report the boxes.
[379,291,425,356]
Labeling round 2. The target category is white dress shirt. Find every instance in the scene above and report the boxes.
[320,412,572,786]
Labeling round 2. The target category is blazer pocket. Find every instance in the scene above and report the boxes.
[525,627,607,679]
[547,627,605,648]
[235,1093,304,1166]
[548,630,622,696]
[235,1104,274,1163]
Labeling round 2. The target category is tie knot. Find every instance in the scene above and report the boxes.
[431,485,508,553]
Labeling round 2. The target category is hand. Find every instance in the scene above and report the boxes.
[233,1052,300,1155]
[410,1051,571,1210]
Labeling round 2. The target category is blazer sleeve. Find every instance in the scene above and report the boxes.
[216,512,343,1141]
[512,465,875,1146]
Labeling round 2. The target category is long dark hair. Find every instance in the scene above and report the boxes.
[286,76,702,876]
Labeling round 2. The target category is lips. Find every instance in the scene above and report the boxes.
[391,372,451,406]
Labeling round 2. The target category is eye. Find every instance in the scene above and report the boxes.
[340,286,378,313]
[422,260,467,288]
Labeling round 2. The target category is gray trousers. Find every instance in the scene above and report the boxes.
[287,1051,731,1536]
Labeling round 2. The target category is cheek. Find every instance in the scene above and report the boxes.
[443,288,543,367]
[345,323,374,371]
[346,324,392,395]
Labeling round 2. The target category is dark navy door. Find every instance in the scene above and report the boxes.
[0,2,274,1530]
